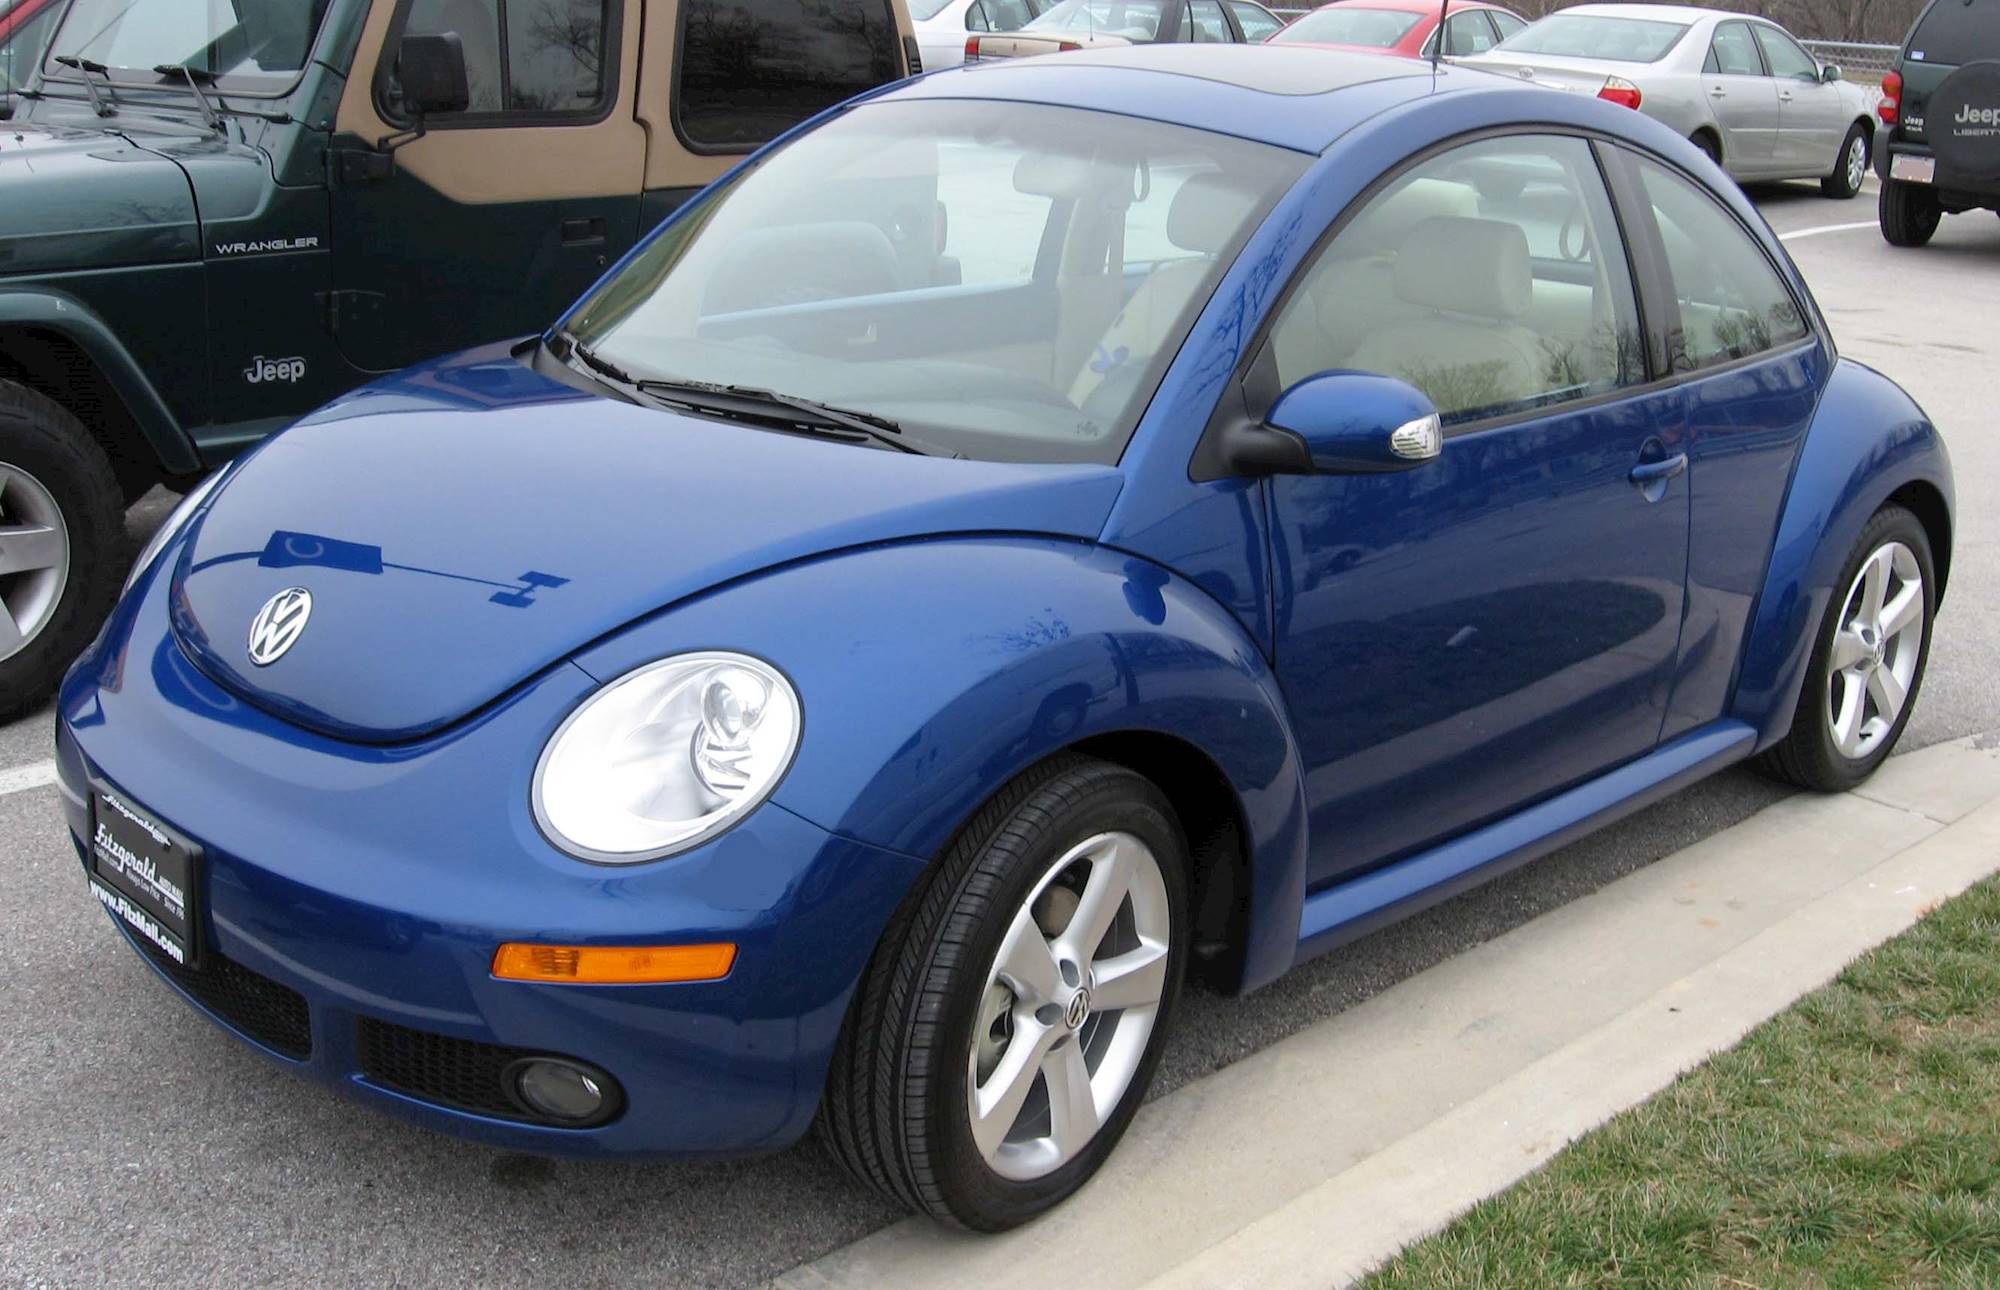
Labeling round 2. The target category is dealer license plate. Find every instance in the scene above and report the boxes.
[1891,154,1936,184]
[89,785,202,968]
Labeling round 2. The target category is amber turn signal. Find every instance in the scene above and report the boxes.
[492,941,736,984]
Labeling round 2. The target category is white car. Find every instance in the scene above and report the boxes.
[1463,3,1879,197]
[914,0,1048,69]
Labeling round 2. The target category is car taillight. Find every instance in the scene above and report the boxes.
[1058,40,1082,50]
[1879,68,1901,124]
[1597,76,1642,110]
[965,35,980,59]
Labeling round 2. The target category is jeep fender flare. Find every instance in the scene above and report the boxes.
[572,536,1314,996]
[1733,358,1954,749]
[0,288,201,476]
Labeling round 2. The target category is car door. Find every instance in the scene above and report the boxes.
[1259,134,1690,887]
[327,0,646,373]
[1702,20,1779,174]
[1753,22,1844,174]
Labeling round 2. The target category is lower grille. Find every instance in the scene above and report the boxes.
[358,1016,617,1125]
[132,933,313,1060]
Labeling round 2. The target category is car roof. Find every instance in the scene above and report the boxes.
[885,46,1469,153]
[1314,0,1510,14]
[1538,3,1721,23]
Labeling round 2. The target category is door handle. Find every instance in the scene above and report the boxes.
[560,216,606,246]
[1778,90,1794,102]
[1709,86,1727,97]
[1629,452,1688,502]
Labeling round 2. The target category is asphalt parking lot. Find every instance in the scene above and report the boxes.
[2,181,1996,1288]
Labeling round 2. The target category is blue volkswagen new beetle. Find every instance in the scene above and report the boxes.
[59,45,1951,1229]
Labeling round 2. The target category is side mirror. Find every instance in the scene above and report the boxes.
[397,32,470,117]
[1260,371,1441,474]
[1821,63,1842,83]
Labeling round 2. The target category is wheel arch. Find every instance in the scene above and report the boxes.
[1690,125,1723,164]
[1732,359,1954,751]
[0,290,202,497]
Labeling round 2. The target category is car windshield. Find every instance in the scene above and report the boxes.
[46,0,329,91]
[1026,0,1169,39]
[566,99,1306,465]
[1270,7,1424,47]
[1494,14,1687,62]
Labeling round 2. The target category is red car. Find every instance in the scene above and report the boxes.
[1267,0,1528,59]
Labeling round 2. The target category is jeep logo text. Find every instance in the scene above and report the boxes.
[245,355,306,384]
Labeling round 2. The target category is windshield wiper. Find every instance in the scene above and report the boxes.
[153,63,222,132]
[632,377,958,458]
[53,56,116,116]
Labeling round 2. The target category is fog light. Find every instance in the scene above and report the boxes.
[507,1057,619,1125]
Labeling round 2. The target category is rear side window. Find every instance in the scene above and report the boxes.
[676,0,901,153]
[1489,10,1524,39]
[1632,156,1808,370]
[1705,21,1761,76]
[390,0,614,119]
[1908,0,1999,63]
[1229,1,1282,40]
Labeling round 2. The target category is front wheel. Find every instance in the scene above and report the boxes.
[0,381,126,720]
[1879,178,1941,246]
[822,756,1188,1230]
[1755,506,1935,791]
[1822,124,1869,198]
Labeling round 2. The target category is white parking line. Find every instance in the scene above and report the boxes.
[0,760,57,797]
[1780,220,1878,242]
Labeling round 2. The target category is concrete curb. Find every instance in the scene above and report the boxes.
[773,737,2000,1290]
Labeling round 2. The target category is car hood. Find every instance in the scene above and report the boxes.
[0,122,199,274]
[166,344,1125,744]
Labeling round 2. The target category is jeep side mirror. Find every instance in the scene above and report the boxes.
[1219,371,1442,476]
[1821,63,1842,83]
[397,32,470,117]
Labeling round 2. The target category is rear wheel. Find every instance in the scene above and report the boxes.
[1879,178,1941,246]
[821,756,1188,1230]
[1691,131,1723,168]
[1755,506,1934,792]
[1822,124,1869,198]
[0,381,125,720]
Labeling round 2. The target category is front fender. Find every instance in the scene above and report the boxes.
[1734,358,1954,748]
[0,287,201,474]
[572,537,1311,994]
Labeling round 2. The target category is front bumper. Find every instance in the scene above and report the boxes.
[55,568,923,1158]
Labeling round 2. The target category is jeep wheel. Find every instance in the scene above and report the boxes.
[0,381,125,719]
[1879,178,1941,246]
[1822,124,1869,199]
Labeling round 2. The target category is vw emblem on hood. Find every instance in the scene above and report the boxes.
[247,587,313,666]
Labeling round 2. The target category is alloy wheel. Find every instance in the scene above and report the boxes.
[1824,539,1924,760]
[966,830,1171,1181]
[1846,135,1868,193]
[0,461,71,663]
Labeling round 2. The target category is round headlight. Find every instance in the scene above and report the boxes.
[124,464,232,594]
[533,652,801,863]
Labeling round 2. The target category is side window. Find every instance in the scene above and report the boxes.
[1751,24,1817,81]
[1266,135,1644,425]
[3,0,63,93]
[677,0,900,152]
[390,0,612,119]
[1489,10,1525,40]
[1229,2,1282,40]
[1445,11,1498,56]
[1190,0,1231,41]
[986,0,1036,28]
[1706,21,1760,76]
[1633,156,1808,369]
[966,1,991,30]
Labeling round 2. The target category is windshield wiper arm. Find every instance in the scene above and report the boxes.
[53,56,116,116]
[632,378,958,457]
[153,63,222,132]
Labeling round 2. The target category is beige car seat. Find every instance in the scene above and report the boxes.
[1347,216,1546,417]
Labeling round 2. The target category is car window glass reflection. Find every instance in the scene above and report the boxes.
[1268,135,1644,426]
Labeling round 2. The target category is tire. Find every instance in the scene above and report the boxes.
[821,755,1189,1230]
[1822,123,1869,199]
[1879,178,1941,246]
[1691,131,1722,168]
[1754,505,1935,792]
[0,380,125,721]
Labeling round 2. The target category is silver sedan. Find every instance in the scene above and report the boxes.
[1463,3,1878,197]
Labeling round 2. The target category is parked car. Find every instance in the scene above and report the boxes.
[0,0,920,720]
[1874,0,2000,246]
[0,0,60,110]
[964,0,1282,58]
[1267,0,1527,60]
[915,0,1048,68]
[59,42,1951,1230]
[1463,4,1877,196]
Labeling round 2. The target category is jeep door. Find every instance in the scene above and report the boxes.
[327,0,646,373]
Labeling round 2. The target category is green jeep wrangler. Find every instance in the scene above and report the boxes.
[0,0,918,716]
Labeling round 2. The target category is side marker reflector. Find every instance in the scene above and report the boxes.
[493,941,737,984]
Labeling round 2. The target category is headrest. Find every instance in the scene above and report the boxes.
[1393,216,1531,320]
[1343,178,1479,258]
[1166,172,1258,254]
